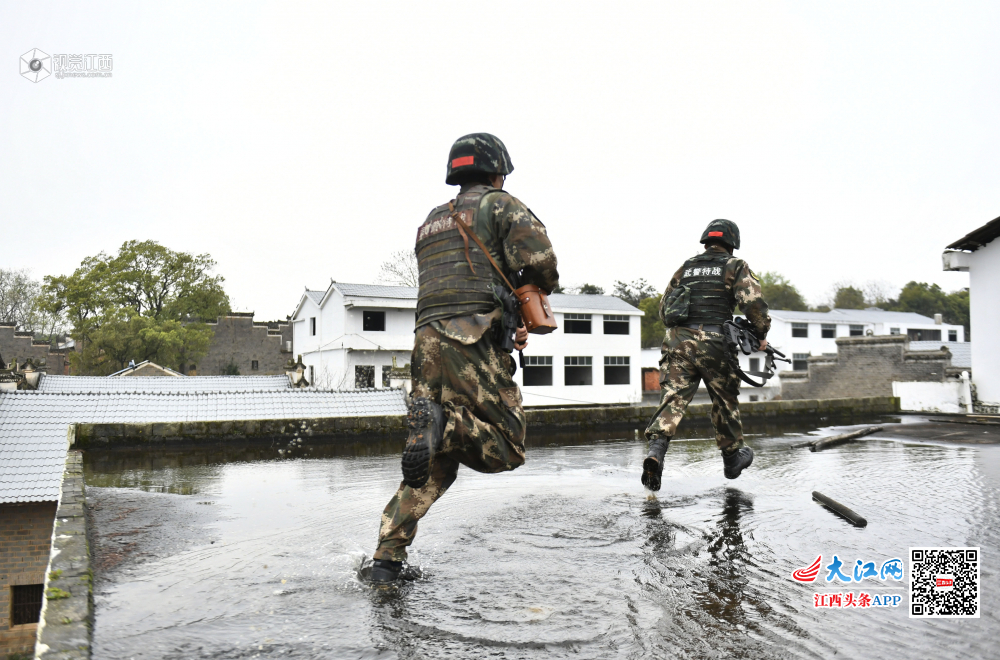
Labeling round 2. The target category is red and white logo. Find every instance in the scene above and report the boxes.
[792,556,822,582]
[935,575,954,591]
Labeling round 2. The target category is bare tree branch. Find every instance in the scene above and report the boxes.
[377,250,419,287]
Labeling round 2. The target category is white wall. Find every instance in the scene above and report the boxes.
[892,381,967,414]
[970,239,1000,403]
[513,312,642,406]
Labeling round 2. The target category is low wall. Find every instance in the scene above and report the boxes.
[73,396,900,447]
[35,451,91,659]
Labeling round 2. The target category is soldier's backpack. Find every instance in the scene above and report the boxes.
[660,285,691,326]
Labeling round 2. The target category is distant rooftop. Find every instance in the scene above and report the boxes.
[547,294,641,313]
[336,283,419,299]
[0,387,406,504]
[910,341,971,369]
[768,308,954,326]
[37,374,292,393]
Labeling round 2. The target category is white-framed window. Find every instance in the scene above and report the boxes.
[792,322,808,338]
[890,327,901,335]
[603,315,629,335]
[564,313,592,334]
[821,324,836,339]
[793,353,809,371]
[564,356,593,385]
[949,330,958,342]
[604,356,630,384]
[849,325,864,337]
[523,355,553,386]
[363,311,386,332]
[310,317,317,336]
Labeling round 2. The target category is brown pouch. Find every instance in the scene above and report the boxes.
[515,284,557,334]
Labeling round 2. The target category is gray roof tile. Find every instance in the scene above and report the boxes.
[38,374,292,393]
[336,283,418,299]
[0,387,406,504]
[909,341,972,368]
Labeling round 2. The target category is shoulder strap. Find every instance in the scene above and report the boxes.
[449,201,517,293]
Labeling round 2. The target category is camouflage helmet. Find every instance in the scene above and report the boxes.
[700,219,741,250]
[445,133,514,185]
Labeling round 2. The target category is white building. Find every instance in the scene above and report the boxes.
[944,214,1000,411]
[290,283,643,405]
[512,294,643,407]
[291,282,416,389]
[641,307,966,404]
[764,308,964,374]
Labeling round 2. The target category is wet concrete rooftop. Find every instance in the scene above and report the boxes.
[84,416,1000,659]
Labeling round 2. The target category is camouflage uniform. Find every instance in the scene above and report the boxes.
[374,183,558,563]
[644,244,770,452]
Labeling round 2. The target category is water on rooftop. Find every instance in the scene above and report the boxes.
[84,422,1000,659]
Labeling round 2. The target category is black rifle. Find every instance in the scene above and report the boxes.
[723,316,790,388]
[493,284,524,375]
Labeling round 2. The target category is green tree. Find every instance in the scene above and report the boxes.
[639,296,665,349]
[892,281,970,338]
[833,286,866,309]
[41,241,230,374]
[578,283,605,295]
[757,272,808,311]
[612,278,658,307]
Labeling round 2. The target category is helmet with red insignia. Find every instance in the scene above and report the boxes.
[699,219,741,250]
[445,133,513,185]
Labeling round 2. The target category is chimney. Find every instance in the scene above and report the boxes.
[934,313,943,325]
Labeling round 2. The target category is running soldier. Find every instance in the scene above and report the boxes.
[641,219,771,490]
[367,133,559,583]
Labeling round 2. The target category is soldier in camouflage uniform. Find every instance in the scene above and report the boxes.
[367,133,559,583]
[641,219,770,491]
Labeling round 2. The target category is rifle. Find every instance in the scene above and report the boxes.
[723,316,790,388]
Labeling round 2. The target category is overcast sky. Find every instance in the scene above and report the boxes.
[3,2,997,320]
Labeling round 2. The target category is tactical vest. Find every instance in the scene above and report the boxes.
[677,251,734,325]
[415,187,505,327]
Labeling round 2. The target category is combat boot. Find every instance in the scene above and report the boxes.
[722,446,754,480]
[367,559,403,584]
[641,434,670,491]
[401,395,444,489]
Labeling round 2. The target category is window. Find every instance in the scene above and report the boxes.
[749,395,759,402]
[907,328,941,342]
[749,358,760,372]
[363,311,386,332]
[564,313,592,334]
[355,365,375,388]
[11,584,44,625]
[382,365,392,387]
[310,317,316,336]
[523,355,553,386]
[949,330,957,342]
[889,327,900,335]
[793,353,809,371]
[849,325,864,337]
[564,356,593,385]
[821,324,836,339]
[309,365,314,385]
[604,356,630,384]
[603,315,630,335]
[791,322,808,338]
[251,360,259,371]
[188,364,197,376]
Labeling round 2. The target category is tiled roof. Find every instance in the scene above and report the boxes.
[336,283,418,299]
[37,374,292,393]
[0,388,406,503]
[768,308,947,326]
[304,290,326,305]
[910,341,972,368]
[947,214,1000,251]
[548,294,641,313]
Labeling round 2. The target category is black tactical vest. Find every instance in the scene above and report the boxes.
[415,187,505,327]
[677,251,734,325]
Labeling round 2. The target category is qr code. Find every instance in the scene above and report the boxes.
[909,547,979,618]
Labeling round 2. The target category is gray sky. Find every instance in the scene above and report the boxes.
[3,2,996,320]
